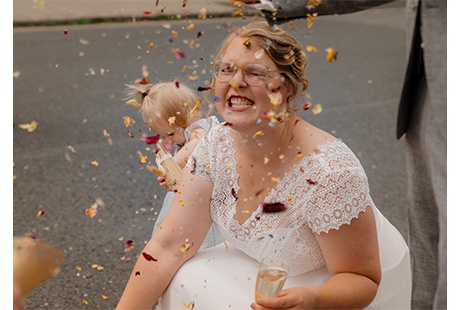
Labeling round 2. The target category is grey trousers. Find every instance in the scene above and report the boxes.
[405,71,447,309]
[152,191,225,250]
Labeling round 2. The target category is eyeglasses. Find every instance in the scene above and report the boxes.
[211,61,283,86]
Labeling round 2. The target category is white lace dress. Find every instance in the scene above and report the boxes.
[158,124,411,309]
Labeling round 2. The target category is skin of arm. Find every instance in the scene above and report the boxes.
[251,206,381,309]
[157,128,206,186]
[117,167,214,309]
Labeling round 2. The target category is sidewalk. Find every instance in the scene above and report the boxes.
[13,0,260,26]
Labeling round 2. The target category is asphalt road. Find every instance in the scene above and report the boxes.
[13,7,407,309]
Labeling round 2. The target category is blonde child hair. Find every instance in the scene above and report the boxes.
[125,81,203,135]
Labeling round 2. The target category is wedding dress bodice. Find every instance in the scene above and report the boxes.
[186,124,376,276]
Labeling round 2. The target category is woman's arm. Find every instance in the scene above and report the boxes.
[251,206,381,309]
[117,167,214,309]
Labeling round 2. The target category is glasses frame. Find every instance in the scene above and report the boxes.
[211,61,284,86]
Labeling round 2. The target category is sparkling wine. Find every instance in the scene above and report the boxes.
[255,267,288,300]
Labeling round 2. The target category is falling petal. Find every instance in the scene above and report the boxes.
[312,103,323,115]
[307,13,314,28]
[140,135,160,145]
[252,130,264,139]
[189,99,202,116]
[306,45,317,53]
[37,210,45,218]
[262,202,286,213]
[268,92,282,109]
[142,252,158,262]
[254,49,265,59]
[18,121,38,132]
[325,48,338,62]
[198,8,206,19]
[302,101,312,110]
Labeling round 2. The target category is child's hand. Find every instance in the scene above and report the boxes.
[157,176,167,187]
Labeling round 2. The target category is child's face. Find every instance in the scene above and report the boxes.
[149,117,186,145]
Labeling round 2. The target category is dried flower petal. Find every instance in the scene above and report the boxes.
[142,252,158,262]
[262,202,286,213]
[325,47,338,62]
[18,121,38,132]
[140,135,160,145]
[37,210,45,218]
[312,103,323,115]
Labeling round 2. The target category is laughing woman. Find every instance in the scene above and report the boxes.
[116,21,411,310]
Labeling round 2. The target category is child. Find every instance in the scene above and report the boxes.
[125,81,223,249]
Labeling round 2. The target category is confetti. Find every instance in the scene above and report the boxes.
[172,30,179,38]
[142,252,158,262]
[189,99,202,116]
[325,47,338,62]
[146,42,154,53]
[171,48,186,60]
[139,155,148,164]
[140,135,160,145]
[242,38,251,47]
[252,131,264,139]
[198,8,206,19]
[37,210,45,218]
[312,103,323,115]
[307,179,318,185]
[302,101,312,110]
[91,161,99,167]
[254,49,265,59]
[307,13,314,28]
[262,202,286,213]
[123,116,132,128]
[268,92,282,109]
[231,188,239,200]
[306,45,317,53]
[134,77,150,85]
[197,86,213,91]
[178,199,185,207]
[64,29,68,35]
[180,239,193,254]
[168,116,176,126]
[18,121,38,132]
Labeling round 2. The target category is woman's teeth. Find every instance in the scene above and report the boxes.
[228,96,254,108]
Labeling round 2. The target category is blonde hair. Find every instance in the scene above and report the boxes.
[125,81,203,131]
[210,21,309,114]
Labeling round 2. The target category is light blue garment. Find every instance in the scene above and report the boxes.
[152,116,224,250]
[152,191,224,250]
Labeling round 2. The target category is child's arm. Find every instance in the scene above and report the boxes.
[173,128,206,169]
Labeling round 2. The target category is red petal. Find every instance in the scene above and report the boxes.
[142,252,158,262]
[135,271,141,276]
[307,179,318,185]
[231,188,238,200]
[140,135,160,144]
[262,202,286,213]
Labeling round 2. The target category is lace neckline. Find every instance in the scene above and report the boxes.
[223,125,343,228]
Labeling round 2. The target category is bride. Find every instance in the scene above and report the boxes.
[117,21,411,310]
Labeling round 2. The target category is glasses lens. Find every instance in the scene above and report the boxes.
[213,61,235,82]
[243,64,268,86]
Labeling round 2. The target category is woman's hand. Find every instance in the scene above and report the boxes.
[251,287,315,310]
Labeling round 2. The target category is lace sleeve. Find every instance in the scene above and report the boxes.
[306,146,374,234]
[185,125,219,182]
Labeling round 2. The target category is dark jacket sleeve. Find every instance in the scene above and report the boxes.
[262,0,396,25]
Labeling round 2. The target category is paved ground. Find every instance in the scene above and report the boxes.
[13,0,260,25]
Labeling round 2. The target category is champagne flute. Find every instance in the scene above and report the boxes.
[255,256,289,301]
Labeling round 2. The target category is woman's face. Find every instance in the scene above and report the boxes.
[213,36,291,133]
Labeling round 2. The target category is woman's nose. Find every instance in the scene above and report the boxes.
[230,69,247,87]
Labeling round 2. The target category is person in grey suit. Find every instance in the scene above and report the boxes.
[241,0,447,309]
